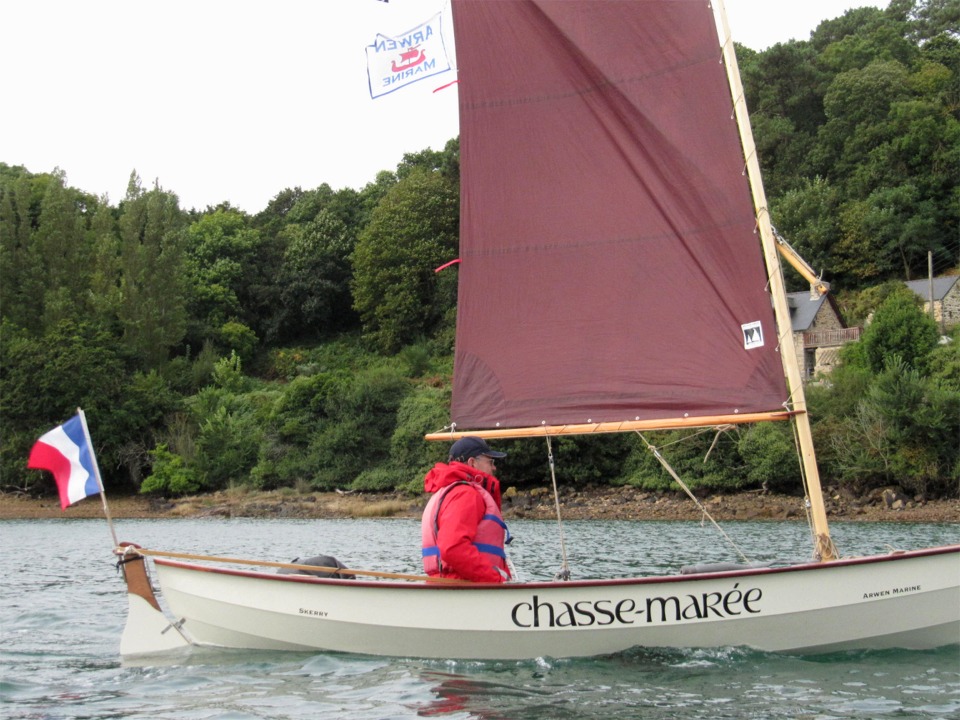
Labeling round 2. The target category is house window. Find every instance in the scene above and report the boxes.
[804,348,817,380]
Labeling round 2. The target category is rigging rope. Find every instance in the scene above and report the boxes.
[703,424,734,462]
[544,433,571,581]
[636,431,751,564]
[791,416,817,546]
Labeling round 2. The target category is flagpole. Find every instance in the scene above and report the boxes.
[77,408,119,548]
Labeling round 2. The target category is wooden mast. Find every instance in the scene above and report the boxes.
[713,0,836,560]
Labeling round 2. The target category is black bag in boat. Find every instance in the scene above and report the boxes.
[277,555,355,579]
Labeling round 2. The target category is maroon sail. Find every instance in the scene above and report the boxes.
[449,0,788,431]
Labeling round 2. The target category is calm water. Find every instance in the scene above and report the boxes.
[1,517,958,719]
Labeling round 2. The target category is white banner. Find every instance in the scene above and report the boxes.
[366,13,451,99]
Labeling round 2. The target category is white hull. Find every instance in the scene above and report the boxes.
[121,545,960,660]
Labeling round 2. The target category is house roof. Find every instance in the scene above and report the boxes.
[787,291,827,332]
[904,275,960,302]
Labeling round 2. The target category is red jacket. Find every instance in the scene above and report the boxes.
[421,461,509,583]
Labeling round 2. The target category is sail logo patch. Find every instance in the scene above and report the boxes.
[742,321,764,349]
[366,13,451,99]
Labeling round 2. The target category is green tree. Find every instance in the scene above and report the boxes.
[0,169,47,332]
[818,7,914,74]
[141,443,201,495]
[275,209,358,341]
[738,423,802,493]
[252,187,306,238]
[740,42,824,196]
[34,169,97,328]
[0,167,98,333]
[218,320,259,364]
[772,177,841,289]
[904,0,960,42]
[193,399,263,490]
[810,279,957,497]
[817,60,912,179]
[182,207,262,348]
[831,200,887,283]
[859,287,939,373]
[89,197,121,322]
[249,371,331,490]
[0,319,176,494]
[117,173,188,369]
[351,167,459,353]
[250,185,364,345]
[810,6,888,54]
[824,357,959,496]
[803,34,957,285]
[310,365,411,489]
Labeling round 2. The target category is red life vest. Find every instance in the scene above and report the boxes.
[422,481,511,581]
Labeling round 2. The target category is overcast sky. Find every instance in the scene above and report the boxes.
[1,0,884,213]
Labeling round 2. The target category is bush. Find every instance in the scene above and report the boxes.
[219,320,258,364]
[821,356,959,497]
[493,435,633,489]
[0,319,170,494]
[737,423,802,493]
[211,351,249,393]
[308,365,411,489]
[141,444,201,495]
[390,385,451,477]
[350,465,410,492]
[616,430,746,492]
[249,438,320,490]
[860,288,939,374]
[928,327,959,385]
[194,404,263,490]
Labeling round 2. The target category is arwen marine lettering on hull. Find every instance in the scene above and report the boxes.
[511,584,763,629]
[863,584,922,600]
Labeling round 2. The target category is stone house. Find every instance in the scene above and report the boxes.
[903,275,960,333]
[788,291,860,380]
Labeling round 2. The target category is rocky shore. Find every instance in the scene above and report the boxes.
[1,485,957,524]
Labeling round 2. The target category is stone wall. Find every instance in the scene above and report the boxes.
[795,299,850,380]
[931,282,960,330]
[810,302,844,332]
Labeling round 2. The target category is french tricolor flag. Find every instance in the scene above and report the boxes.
[28,413,101,509]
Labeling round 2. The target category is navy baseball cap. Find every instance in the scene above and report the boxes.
[448,436,507,462]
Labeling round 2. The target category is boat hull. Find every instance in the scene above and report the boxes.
[125,545,960,659]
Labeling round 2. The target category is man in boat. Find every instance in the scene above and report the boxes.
[421,436,512,583]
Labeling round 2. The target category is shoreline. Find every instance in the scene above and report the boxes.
[1,486,958,524]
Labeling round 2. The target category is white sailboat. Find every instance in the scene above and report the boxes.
[116,0,959,660]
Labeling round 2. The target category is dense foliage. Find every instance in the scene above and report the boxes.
[2,2,958,502]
